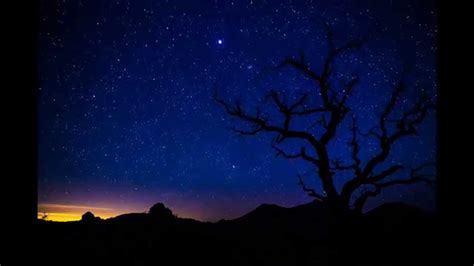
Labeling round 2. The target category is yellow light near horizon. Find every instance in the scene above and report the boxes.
[37,203,120,222]
[37,212,82,222]
[38,211,118,222]
[37,202,207,222]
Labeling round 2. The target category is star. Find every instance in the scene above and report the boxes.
[37,0,437,222]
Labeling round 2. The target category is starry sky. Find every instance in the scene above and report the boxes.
[37,0,437,222]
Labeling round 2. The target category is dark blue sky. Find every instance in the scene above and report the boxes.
[37,0,437,221]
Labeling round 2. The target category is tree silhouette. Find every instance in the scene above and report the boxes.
[215,25,436,216]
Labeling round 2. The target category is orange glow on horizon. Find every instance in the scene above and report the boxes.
[38,203,122,222]
[37,202,209,222]
[37,212,85,222]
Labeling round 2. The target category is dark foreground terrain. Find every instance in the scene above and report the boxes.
[35,201,440,266]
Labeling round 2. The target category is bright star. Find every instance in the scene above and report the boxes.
[217,39,223,45]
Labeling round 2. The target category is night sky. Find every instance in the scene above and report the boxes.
[37,0,437,222]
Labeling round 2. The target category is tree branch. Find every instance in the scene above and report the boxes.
[297,174,325,201]
[375,162,436,188]
[330,159,356,171]
[215,24,433,213]
[359,79,436,183]
[349,116,362,176]
[353,162,436,212]
[365,164,404,184]
[214,91,322,151]
[341,77,435,205]
[272,141,320,166]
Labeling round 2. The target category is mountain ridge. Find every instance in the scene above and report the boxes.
[36,200,438,266]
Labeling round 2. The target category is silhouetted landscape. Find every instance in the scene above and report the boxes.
[37,201,439,266]
[34,1,440,265]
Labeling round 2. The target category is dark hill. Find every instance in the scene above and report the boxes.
[109,212,147,220]
[230,203,288,224]
[35,201,440,266]
[366,202,427,217]
[230,200,330,222]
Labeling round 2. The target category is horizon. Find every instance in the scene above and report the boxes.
[37,197,434,223]
[37,0,437,222]
[37,198,314,222]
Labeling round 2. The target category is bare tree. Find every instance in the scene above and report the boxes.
[215,25,436,216]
